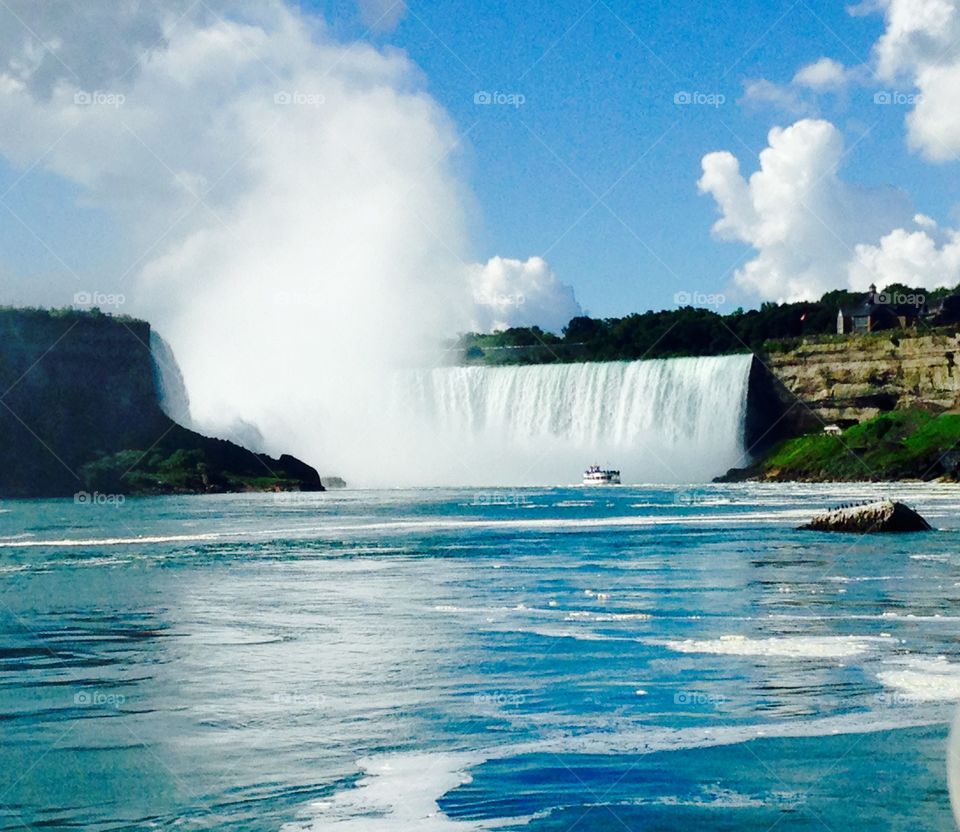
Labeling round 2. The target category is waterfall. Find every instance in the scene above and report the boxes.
[149,336,754,485]
[150,330,192,426]
[150,330,268,452]
[389,354,754,485]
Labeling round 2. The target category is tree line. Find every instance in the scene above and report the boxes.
[455,283,960,365]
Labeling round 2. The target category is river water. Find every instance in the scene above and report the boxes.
[0,483,958,830]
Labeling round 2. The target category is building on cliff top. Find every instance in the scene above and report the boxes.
[837,284,927,334]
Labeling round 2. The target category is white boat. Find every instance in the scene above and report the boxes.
[583,465,621,485]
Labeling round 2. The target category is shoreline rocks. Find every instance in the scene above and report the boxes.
[799,499,932,533]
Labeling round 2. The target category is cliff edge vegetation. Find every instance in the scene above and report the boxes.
[719,408,960,482]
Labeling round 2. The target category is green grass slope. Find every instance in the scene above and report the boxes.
[737,409,960,481]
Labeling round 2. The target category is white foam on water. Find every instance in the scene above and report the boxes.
[283,753,533,831]
[625,787,780,809]
[563,611,652,622]
[292,710,946,831]
[522,627,628,643]
[877,656,960,702]
[655,634,879,658]
[525,709,948,756]
[0,532,222,548]
[0,510,809,550]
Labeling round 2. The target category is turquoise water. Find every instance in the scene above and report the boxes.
[1,483,958,830]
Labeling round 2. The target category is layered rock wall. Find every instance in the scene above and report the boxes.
[758,331,960,430]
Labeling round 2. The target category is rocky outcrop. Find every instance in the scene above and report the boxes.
[760,331,960,428]
[0,308,323,497]
[799,500,932,533]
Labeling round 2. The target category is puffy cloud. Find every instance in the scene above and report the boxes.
[850,219,960,289]
[0,1,236,96]
[873,0,960,79]
[699,119,913,300]
[469,256,582,333]
[873,0,960,161]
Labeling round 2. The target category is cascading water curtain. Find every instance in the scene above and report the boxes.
[393,354,753,486]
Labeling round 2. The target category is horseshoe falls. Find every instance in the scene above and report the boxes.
[390,354,754,486]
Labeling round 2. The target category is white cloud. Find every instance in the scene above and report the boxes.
[873,0,960,161]
[469,256,582,333]
[0,1,234,95]
[699,119,913,300]
[741,79,812,116]
[793,57,852,90]
[850,220,960,289]
[746,3,960,161]
[742,57,859,116]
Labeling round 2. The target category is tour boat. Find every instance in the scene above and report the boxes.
[583,465,621,485]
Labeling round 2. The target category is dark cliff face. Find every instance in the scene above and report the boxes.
[0,309,166,496]
[0,308,323,498]
[741,355,812,457]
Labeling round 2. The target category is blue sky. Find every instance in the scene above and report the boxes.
[296,0,954,317]
[0,0,957,324]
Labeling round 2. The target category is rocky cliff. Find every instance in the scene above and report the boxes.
[717,329,960,482]
[758,330,960,431]
[0,308,323,497]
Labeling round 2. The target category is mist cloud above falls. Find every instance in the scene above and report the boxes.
[0,0,580,483]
